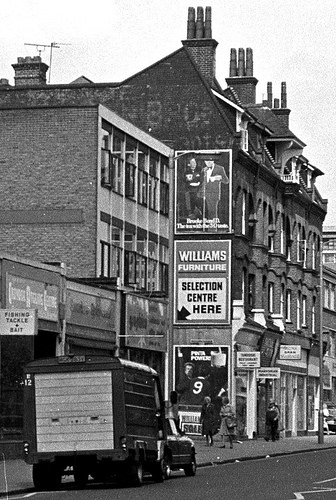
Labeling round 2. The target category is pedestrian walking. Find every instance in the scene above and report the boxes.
[265,399,280,442]
[200,396,216,446]
[218,396,236,448]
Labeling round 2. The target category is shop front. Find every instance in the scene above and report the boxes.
[0,257,63,457]
[275,340,310,436]
[65,280,119,356]
[122,293,168,387]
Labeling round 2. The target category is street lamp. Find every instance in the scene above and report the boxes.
[318,243,324,444]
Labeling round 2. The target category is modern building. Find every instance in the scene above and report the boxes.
[0,6,328,440]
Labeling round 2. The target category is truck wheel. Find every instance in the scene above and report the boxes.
[130,462,143,486]
[184,455,196,477]
[33,463,62,491]
[152,455,171,482]
[74,464,89,488]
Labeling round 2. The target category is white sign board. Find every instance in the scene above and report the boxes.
[256,367,280,379]
[0,309,37,335]
[279,345,301,360]
[237,352,260,368]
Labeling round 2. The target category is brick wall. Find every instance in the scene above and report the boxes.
[0,106,98,277]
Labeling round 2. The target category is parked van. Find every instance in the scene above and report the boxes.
[23,355,167,490]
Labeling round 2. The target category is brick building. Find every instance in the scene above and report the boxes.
[0,6,328,438]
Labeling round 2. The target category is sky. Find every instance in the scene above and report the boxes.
[2,0,336,225]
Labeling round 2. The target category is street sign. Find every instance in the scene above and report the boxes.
[0,309,37,335]
[256,367,280,379]
[237,352,260,368]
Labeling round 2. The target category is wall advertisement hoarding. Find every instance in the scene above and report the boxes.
[175,150,232,234]
[174,240,231,324]
[124,294,167,352]
[174,345,230,435]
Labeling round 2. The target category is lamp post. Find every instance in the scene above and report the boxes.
[318,245,324,444]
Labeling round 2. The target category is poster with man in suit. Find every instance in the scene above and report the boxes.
[175,150,231,234]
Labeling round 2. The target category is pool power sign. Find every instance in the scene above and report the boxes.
[174,240,231,324]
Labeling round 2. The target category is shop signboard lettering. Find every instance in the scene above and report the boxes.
[125,295,167,352]
[237,352,260,368]
[175,240,231,324]
[0,309,37,335]
[6,274,59,322]
[256,367,280,379]
[279,345,301,360]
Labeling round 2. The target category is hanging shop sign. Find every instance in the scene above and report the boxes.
[237,352,260,368]
[0,309,37,335]
[175,150,232,234]
[174,240,231,324]
[256,367,280,379]
[279,345,301,360]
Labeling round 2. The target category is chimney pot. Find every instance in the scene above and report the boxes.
[229,48,237,77]
[238,48,245,76]
[274,98,280,108]
[246,47,253,76]
[196,6,204,39]
[281,82,287,108]
[187,7,196,39]
[267,82,273,108]
[204,6,212,38]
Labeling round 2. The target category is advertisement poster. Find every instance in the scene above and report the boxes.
[174,345,230,434]
[124,294,167,352]
[175,150,231,234]
[174,240,231,324]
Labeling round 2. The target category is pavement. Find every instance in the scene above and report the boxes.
[1,434,336,496]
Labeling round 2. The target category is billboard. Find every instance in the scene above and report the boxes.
[174,345,230,407]
[174,240,231,324]
[175,150,232,234]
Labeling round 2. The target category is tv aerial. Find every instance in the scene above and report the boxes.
[24,42,71,83]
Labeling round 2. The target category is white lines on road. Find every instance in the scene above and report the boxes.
[314,476,336,484]
[293,487,336,499]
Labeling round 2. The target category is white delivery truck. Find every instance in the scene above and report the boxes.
[23,355,167,490]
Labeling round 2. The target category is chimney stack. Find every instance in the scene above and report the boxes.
[226,47,258,104]
[12,56,49,87]
[272,82,290,127]
[183,6,218,85]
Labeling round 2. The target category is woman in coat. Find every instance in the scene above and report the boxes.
[219,396,236,448]
[200,396,216,446]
